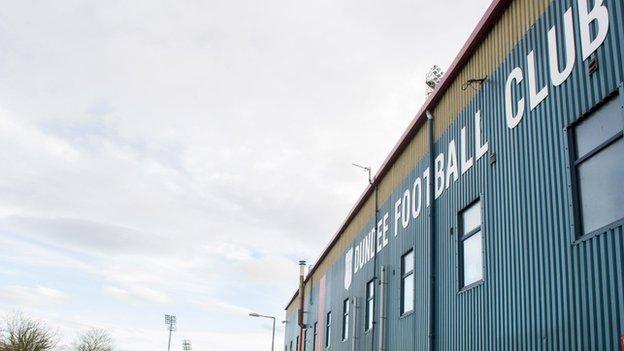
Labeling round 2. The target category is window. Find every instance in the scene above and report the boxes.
[459,199,484,288]
[341,298,349,340]
[401,250,414,314]
[325,312,332,348]
[365,280,374,331]
[570,95,624,236]
[289,340,293,351]
[296,336,299,351]
[303,328,307,351]
[313,322,317,351]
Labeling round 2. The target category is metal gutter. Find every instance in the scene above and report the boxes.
[285,0,512,310]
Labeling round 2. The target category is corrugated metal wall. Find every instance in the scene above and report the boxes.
[285,0,624,350]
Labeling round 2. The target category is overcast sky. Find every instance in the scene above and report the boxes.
[0,1,491,350]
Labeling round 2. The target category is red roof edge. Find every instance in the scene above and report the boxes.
[286,0,513,310]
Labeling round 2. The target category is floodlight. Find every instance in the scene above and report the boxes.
[165,315,177,330]
[425,65,445,95]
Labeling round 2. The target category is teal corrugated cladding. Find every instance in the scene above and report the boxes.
[433,0,624,349]
[284,0,624,349]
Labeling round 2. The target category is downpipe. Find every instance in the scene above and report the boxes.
[426,110,436,351]
[351,297,358,351]
[298,261,306,351]
[378,266,387,351]
[371,183,379,351]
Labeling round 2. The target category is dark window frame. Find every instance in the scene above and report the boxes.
[400,249,414,315]
[566,87,624,241]
[313,322,317,351]
[341,298,349,341]
[365,279,374,332]
[458,198,485,290]
[303,328,307,351]
[325,311,331,348]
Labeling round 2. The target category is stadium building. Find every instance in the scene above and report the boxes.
[283,0,624,350]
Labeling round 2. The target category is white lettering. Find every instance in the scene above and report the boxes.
[346,1,614,287]
[475,110,489,160]
[505,67,525,129]
[363,233,371,264]
[376,221,383,253]
[401,190,410,228]
[460,127,473,174]
[527,50,549,110]
[359,241,365,270]
[411,177,422,219]
[548,8,576,86]
[394,198,401,237]
[423,168,431,208]
[578,0,610,60]
[446,139,458,189]
[434,154,445,199]
[354,245,360,274]
[382,212,389,248]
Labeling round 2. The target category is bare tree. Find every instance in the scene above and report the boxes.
[0,313,58,351]
[73,329,113,351]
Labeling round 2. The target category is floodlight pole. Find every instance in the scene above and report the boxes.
[167,326,172,351]
[165,314,176,351]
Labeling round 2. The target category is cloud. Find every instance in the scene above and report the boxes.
[103,286,129,300]
[203,242,253,262]
[0,234,91,271]
[192,298,252,317]
[0,285,67,307]
[236,255,299,287]
[3,215,170,256]
[0,0,493,349]
[104,285,170,304]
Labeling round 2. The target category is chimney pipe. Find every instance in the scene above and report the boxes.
[299,260,306,277]
[298,260,306,351]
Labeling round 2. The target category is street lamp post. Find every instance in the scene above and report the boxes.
[249,312,276,351]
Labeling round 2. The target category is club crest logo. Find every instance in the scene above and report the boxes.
[344,247,353,290]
